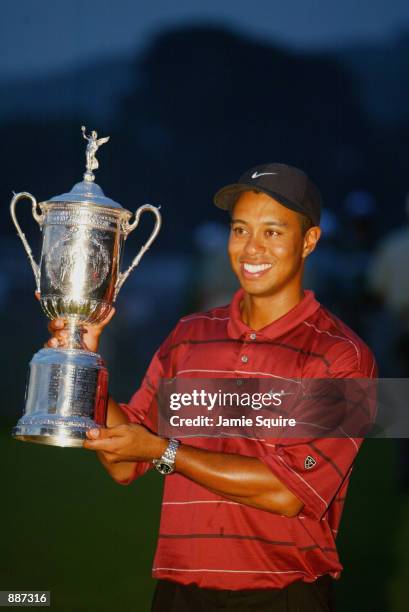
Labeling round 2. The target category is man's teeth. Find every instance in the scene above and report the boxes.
[243,263,272,273]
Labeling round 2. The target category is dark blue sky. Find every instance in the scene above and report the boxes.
[2,0,409,79]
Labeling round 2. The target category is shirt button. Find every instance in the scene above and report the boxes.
[241,355,249,363]
[250,333,256,340]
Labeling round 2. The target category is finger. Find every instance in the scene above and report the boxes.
[55,330,69,342]
[86,425,127,440]
[44,331,68,348]
[103,307,116,325]
[83,437,120,452]
[86,428,102,439]
[93,307,116,331]
[48,318,66,332]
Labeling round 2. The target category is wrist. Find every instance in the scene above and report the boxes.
[153,437,168,460]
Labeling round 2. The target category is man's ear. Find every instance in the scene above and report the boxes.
[302,226,321,259]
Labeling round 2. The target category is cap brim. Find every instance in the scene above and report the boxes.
[213,183,255,211]
[213,183,314,222]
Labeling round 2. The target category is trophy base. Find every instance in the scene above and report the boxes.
[12,420,95,448]
[13,433,85,448]
[13,347,108,448]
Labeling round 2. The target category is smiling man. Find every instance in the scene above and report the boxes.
[48,163,376,611]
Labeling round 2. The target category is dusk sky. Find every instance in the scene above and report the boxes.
[2,0,409,79]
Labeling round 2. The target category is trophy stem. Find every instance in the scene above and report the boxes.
[66,317,85,350]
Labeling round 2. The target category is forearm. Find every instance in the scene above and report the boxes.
[174,444,303,517]
[105,396,129,427]
[97,397,140,483]
[84,419,303,515]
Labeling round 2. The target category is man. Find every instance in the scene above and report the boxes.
[47,163,376,611]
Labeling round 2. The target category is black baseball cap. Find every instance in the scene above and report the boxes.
[213,163,322,226]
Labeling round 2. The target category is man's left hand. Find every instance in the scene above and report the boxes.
[83,424,167,463]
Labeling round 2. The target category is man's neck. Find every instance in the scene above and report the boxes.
[240,286,304,331]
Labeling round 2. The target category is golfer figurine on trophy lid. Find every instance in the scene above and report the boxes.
[10,126,162,447]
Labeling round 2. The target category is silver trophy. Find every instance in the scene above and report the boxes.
[10,126,161,447]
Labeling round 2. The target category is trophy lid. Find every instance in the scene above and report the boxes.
[49,180,124,210]
[47,126,125,211]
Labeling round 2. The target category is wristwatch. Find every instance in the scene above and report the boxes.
[153,438,180,475]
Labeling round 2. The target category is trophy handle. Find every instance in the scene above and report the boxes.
[10,191,43,292]
[114,204,162,299]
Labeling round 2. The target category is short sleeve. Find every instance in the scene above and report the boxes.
[260,435,362,520]
[260,358,377,520]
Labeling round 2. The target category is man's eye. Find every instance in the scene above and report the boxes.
[266,230,280,238]
[232,227,246,236]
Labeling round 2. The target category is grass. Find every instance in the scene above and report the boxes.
[335,439,405,611]
[0,426,162,611]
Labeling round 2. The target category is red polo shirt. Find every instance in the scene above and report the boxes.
[120,289,376,590]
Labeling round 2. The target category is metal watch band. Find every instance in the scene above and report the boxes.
[162,438,180,464]
[152,438,180,474]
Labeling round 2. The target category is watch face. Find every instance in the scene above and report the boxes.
[156,462,174,475]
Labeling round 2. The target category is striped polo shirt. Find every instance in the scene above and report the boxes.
[119,289,376,590]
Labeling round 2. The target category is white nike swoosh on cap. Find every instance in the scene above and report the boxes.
[251,171,278,179]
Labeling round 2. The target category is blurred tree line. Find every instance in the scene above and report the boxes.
[1,24,408,247]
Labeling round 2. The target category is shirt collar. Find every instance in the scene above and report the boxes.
[227,288,320,340]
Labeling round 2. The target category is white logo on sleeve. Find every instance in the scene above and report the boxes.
[304,455,316,470]
[251,171,278,179]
